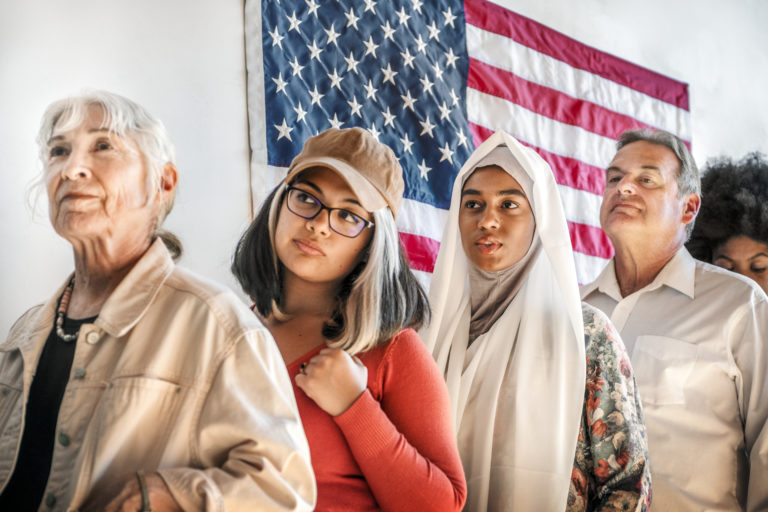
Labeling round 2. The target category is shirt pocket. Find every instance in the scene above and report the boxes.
[0,382,21,432]
[631,335,697,406]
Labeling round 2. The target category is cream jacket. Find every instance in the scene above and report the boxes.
[0,240,315,512]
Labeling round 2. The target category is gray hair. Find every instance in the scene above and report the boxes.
[616,128,700,237]
[36,90,182,257]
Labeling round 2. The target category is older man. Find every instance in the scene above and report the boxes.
[581,129,768,511]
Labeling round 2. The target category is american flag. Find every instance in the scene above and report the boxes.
[245,0,690,285]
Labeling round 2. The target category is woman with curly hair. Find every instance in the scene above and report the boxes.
[687,152,768,294]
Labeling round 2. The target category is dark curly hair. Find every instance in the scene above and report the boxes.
[686,152,768,262]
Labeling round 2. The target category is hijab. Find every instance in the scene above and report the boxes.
[421,131,586,511]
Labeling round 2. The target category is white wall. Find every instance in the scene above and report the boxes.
[2,0,767,335]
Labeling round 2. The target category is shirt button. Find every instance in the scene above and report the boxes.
[86,331,100,344]
[45,492,56,507]
[1,388,8,396]
[73,367,86,380]
[58,431,71,447]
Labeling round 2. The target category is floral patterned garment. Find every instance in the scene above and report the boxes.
[567,303,652,512]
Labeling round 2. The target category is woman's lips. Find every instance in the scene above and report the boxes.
[294,238,325,256]
[474,238,501,254]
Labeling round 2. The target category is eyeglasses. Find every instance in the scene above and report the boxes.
[285,186,374,238]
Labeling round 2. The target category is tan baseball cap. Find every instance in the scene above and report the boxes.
[285,127,404,218]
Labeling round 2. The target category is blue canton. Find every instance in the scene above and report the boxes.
[262,0,472,209]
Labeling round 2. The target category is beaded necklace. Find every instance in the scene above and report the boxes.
[55,277,78,342]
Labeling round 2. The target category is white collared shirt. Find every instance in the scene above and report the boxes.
[581,248,768,512]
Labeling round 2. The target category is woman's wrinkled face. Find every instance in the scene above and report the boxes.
[45,105,157,242]
[459,165,535,271]
[713,235,768,294]
[274,167,374,288]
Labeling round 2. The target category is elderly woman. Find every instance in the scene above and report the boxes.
[0,91,314,511]
[687,152,768,294]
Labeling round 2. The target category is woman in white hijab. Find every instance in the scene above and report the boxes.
[422,131,651,511]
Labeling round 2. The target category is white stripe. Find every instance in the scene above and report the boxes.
[557,185,602,228]
[466,24,692,140]
[574,252,610,285]
[245,0,269,213]
[412,269,433,293]
[467,88,617,169]
[397,198,448,241]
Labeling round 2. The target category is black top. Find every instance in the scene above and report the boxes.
[0,314,96,510]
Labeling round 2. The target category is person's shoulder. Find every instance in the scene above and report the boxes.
[694,260,768,306]
[581,301,628,354]
[367,328,434,371]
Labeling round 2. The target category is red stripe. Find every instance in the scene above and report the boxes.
[400,232,440,273]
[568,221,614,260]
[468,58,658,142]
[469,122,606,196]
[464,0,690,111]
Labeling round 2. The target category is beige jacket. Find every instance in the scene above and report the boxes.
[0,240,316,512]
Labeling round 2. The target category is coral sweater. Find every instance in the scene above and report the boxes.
[286,328,466,511]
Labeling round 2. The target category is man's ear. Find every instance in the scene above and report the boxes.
[681,192,700,225]
[160,163,178,194]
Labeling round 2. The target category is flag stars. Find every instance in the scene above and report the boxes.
[307,40,322,61]
[294,102,308,124]
[432,61,444,82]
[445,48,459,68]
[368,123,381,141]
[347,96,363,117]
[328,68,344,90]
[426,21,440,41]
[344,51,360,74]
[443,7,457,28]
[411,0,424,14]
[364,79,378,99]
[381,63,398,85]
[306,0,320,18]
[401,48,416,69]
[382,107,396,127]
[438,141,455,163]
[414,34,427,54]
[396,7,411,26]
[289,57,305,78]
[269,26,284,49]
[457,129,468,148]
[418,159,432,180]
[381,21,396,41]
[450,88,460,106]
[324,24,341,46]
[275,118,293,141]
[309,85,324,106]
[345,7,360,29]
[438,101,451,120]
[364,0,377,14]
[419,116,436,138]
[363,36,379,58]
[328,113,344,129]
[286,11,302,33]
[400,90,417,111]
[420,74,434,95]
[272,73,288,95]
[400,133,414,155]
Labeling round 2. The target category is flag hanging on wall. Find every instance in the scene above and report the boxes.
[244,0,690,286]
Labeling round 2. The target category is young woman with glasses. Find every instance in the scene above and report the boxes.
[232,128,466,511]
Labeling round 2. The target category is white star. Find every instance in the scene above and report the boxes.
[396,7,411,26]
[328,113,344,129]
[457,128,468,148]
[450,88,460,106]
[307,40,322,61]
[272,73,288,95]
[345,7,359,29]
[306,0,320,18]
[445,48,459,68]
[400,90,417,111]
[438,101,451,120]
[275,118,293,141]
[420,74,434,95]
[411,0,423,14]
[368,123,381,141]
[381,63,398,85]
[324,24,341,46]
[432,61,444,82]
[415,34,427,54]
[401,48,416,69]
[347,96,363,117]
[382,107,396,127]
[443,7,457,28]
[418,159,432,179]
[438,141,455,163]
[344,51,360,74]
[364,0,377,14]
[400,133,414,154]
[269,26,284,49]
[427,21,440,41]
[381,21,396,41]
[309,85,324,107]
[363,79,378,99]
[328,68,344,90]
[289,57,305,78]
[293,102,308,124]
[363,36,379,58]
[286,11,302,33]
[419,116,436,138]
